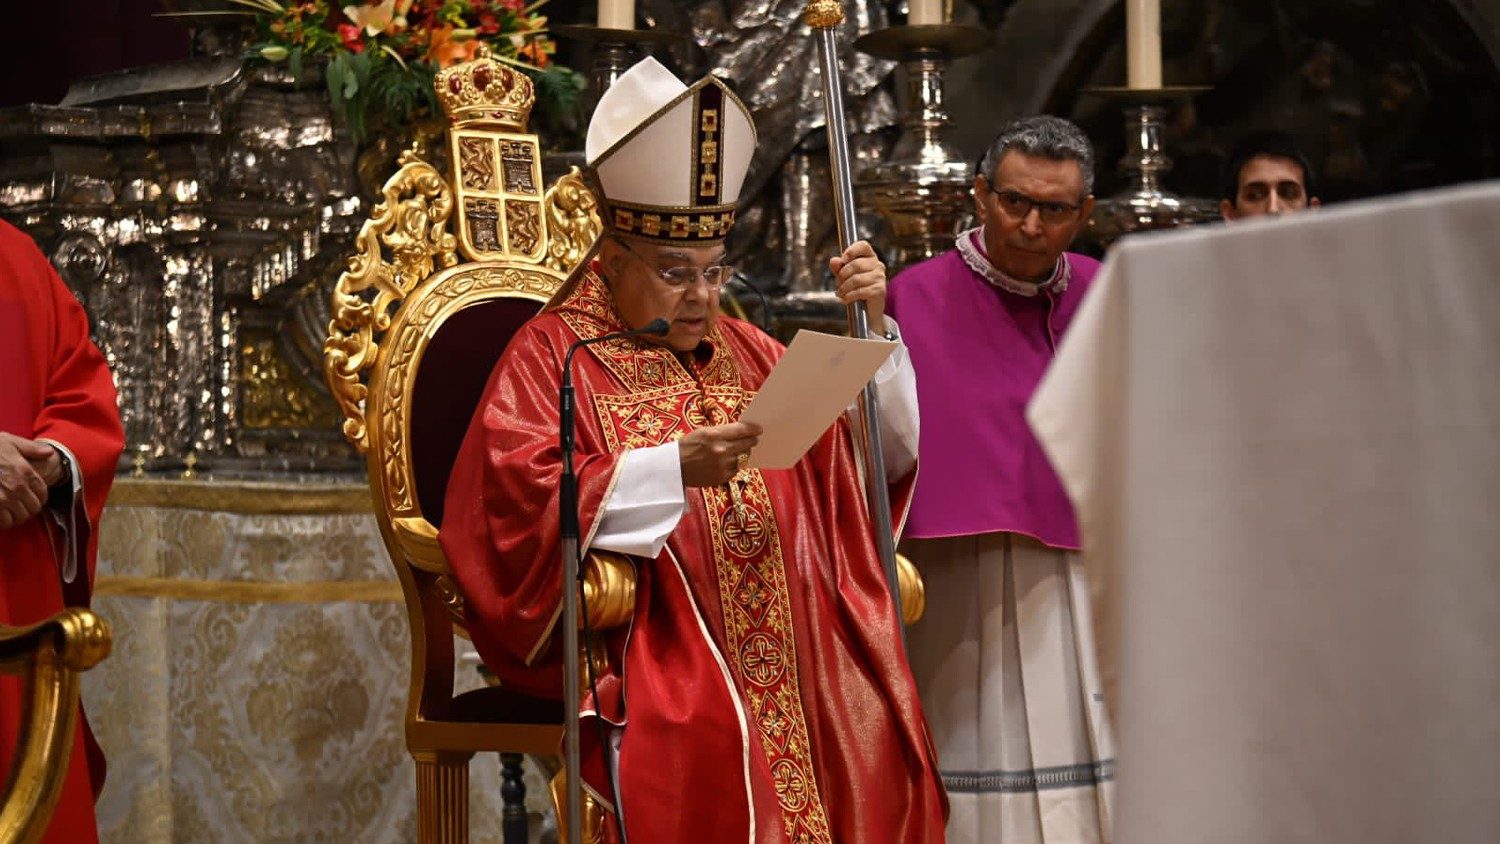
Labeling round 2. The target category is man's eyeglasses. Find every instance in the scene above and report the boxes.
[618,240,733,292]
[986,184,1083,225]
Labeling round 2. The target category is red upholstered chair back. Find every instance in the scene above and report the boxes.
[410,297,543,528]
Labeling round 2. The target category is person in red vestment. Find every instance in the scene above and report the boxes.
[440,58,947,842]
[0,219,123,843]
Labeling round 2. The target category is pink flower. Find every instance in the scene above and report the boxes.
[337,22,366,53]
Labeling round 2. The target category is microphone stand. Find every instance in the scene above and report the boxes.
[558,318,669,844]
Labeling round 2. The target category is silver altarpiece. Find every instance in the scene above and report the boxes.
[0,48,361,475]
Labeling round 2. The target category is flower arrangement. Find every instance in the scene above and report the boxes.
[214,1,584,143]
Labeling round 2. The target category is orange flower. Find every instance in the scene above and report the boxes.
[426,25,482,68]
[518,39,552,69]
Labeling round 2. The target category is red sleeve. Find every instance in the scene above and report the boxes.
[32,254,124,531]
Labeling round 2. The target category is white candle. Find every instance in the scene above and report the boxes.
[909,0,944,26]
[1126,0,1162,89]
[598,0,636,30]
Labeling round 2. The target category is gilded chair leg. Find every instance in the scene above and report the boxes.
[549,767,607,844]
[414,750,474,844]
[499,752,527,844]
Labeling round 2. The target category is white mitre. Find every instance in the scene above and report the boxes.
[584,57,756,244]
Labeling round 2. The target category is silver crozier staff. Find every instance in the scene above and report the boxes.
[803,0,906,647]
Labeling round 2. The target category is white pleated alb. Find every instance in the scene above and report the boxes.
[905,532,1114,844]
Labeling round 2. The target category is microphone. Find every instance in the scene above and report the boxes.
[556,315,668,844]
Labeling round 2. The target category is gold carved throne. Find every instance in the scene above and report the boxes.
[322,51,610,843]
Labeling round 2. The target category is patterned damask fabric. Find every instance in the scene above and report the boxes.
[85,497,554,843]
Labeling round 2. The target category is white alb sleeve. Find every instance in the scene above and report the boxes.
[590,441,688,558]
[849,317,920,480]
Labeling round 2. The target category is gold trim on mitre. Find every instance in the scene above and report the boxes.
[586,62,757,245]
[604,198,738,243]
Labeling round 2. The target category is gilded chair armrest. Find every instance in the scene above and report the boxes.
[0,608,112,844]
[896,553,925,625]
[582,551,636,631]
[392,517,449,574]
[0,608,110,671]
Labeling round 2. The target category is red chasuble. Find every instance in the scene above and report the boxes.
[0,220,123,843]
[441,269,947,843]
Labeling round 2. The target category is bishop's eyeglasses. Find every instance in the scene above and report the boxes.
[618,239,734,292]
[986,184,1084,225]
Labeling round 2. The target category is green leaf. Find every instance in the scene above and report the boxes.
[349,50,372,100]
[289,47,303,82]
[326,53,346,106]
[380,45,408,72]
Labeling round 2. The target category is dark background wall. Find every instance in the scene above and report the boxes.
[0,0,190,107]
[948,0,1500,203]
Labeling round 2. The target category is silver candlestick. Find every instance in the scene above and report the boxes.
[853,23,989,272]
[1083,86,1220,248]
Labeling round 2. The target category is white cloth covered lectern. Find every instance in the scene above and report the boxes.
[1029,182,1500,844]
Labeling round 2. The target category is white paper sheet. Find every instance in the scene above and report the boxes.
[739,329,896,469]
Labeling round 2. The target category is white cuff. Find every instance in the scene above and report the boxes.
[853,318,920,480]
[36,438,83,583]
[591,442,688,558]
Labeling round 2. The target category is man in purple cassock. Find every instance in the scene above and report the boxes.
[886,116,1114,844]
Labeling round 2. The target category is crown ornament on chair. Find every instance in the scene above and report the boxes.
[435,46,535,131]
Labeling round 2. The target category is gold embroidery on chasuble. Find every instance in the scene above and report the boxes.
[557,270,834,843]
[704,478,834,843]
[555,269,751,448]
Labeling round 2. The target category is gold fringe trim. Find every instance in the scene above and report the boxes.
[108,479,374,515]
[93,576,402,604]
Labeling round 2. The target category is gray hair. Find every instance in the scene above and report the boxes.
[978,115,1096,198]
